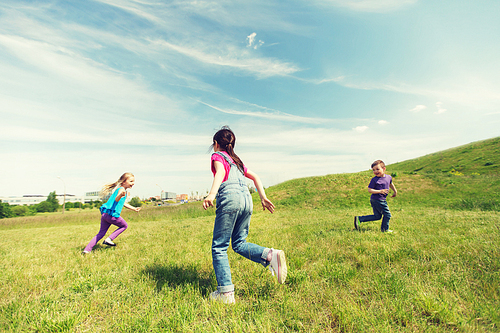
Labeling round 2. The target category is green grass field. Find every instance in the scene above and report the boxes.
[1,137,499,332]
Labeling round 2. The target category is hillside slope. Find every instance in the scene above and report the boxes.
[266,137,500,211]
[390,136,500,175]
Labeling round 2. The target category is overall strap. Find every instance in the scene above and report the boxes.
[214,151,245,176]
[214,151,234,166]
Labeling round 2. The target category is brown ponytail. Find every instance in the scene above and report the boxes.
[212,126,245,174]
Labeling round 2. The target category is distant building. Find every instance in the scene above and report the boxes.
[0,191,106,206]
[176,194,188,201]
[161,192,176,200]
[85,191,104,203]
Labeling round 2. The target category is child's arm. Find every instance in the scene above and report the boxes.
[390,183,397,197]
[115,188,126,201]
[367,187,389,195]
[245,169,275,213]
[203,161,225,210]
[117,190,141,212]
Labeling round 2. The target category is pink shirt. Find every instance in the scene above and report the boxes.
[211,151,248,182]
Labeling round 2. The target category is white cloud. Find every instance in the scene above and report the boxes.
[306,76,346,84]
[246,32,264,49]
[247,32,256,47]
[378,120,389,125]
[313,0,418,12]
[435,102,447,114]
[327,75,500,110]
[354,126,369,132]
[153,39,300,78]
[94,0,163,24]
[410,105,427,113]
[197,100,334,124]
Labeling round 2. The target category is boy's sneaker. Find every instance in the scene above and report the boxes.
[210,290,235,304]
[103,238,116,246]
[269,249,287,284]
[354,216,360,230]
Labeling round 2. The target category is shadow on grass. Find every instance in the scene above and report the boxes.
[352,227,375,233]
[142,264,213,296]
[78,244,115,253]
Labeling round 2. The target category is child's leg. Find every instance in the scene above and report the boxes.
[231,194,287,283]
[231,208,269,267]
[84,214,112,252]
[358,200,383,223]
[379,201,392,231]
[231,192,270,266]
[212,211,237,293]
[107,216,128,240]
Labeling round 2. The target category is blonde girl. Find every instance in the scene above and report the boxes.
[203,126,287,304]
[83,173,141,253]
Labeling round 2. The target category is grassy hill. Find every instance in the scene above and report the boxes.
[268,136,500,212]
[390,136,500,175]
[0,137,499,332]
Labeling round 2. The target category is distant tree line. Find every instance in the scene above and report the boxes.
[0,191,103,219]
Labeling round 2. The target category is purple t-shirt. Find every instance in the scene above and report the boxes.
[368,175,392,201]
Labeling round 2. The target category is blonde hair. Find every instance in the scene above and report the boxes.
[100,172,134,197]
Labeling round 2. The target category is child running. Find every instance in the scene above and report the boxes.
[83,173,141,254]
[354,160,398,232]
[203,126,287,304]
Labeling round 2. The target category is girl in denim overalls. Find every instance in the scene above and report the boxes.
[203,127,287,304]
[83,173,141,254]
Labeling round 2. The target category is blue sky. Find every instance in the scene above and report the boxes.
[1,0,499,199]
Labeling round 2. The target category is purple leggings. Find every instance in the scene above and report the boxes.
[84,213,128,252]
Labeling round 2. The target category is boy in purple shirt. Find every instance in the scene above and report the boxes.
[354,160,398,232]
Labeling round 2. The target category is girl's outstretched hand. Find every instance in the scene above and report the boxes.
[203,194,216,210]
[261,198,275,213]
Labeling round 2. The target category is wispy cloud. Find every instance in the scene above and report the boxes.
[313,0,418,12]
[435,102,447,114]
[410,105,427,112]
[197,100,332,124]
[308,76,346,84]
[354,125,369,132]
[153,39,300,78]
[93,0,163,24]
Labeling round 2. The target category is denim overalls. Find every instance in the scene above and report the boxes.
[212,152,271,293]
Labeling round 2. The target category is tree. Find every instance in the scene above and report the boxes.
[46,191,59,212]
[12,205,29,217]
[129,196,142,208]
[0,200,13,219]
[36,201,52,213]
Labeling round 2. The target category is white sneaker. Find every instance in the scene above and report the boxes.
[210,290,235,304]
[82,250,90,254]
[269,249,287,284]
[103,237,116,246]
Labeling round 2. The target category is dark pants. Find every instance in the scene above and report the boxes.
[359,199,391,231]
